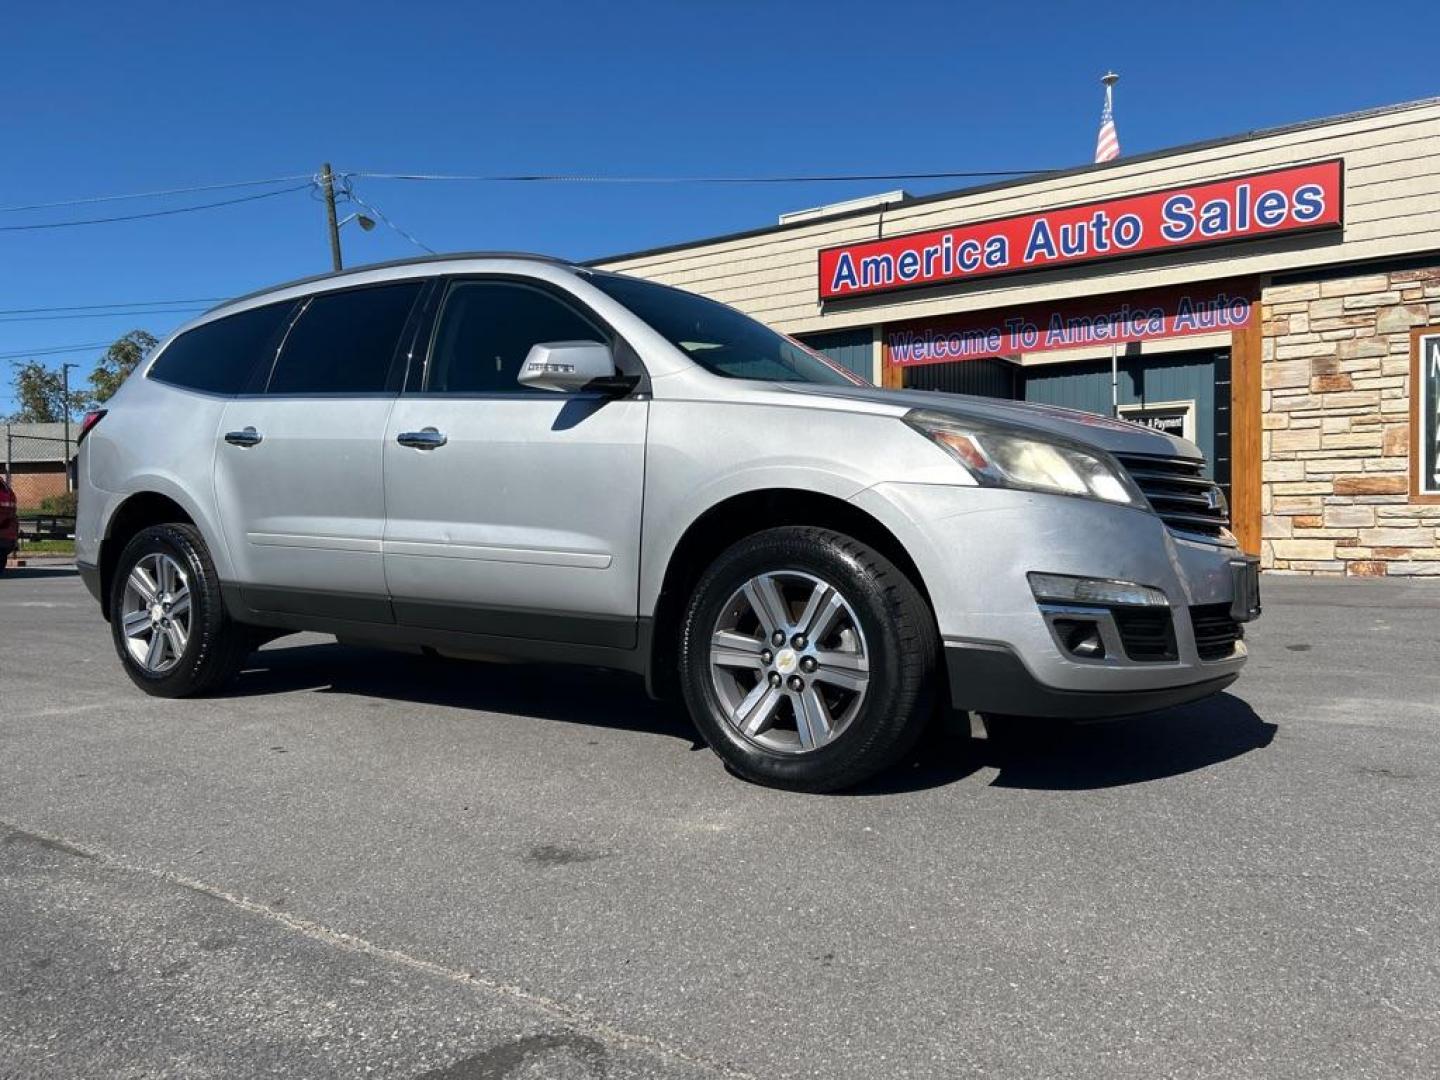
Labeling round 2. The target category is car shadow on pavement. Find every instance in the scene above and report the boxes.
[856,692,1276,795]
[986,694,1276,790]
[228,641,1276,793]
[229,641,697,744]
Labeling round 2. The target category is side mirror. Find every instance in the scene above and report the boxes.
[517,341,623,393]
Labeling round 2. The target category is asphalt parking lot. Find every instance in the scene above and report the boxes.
[2,566,1438,1079]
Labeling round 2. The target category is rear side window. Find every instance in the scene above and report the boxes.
[426,282,605,394]
[266,282,422,395]
[147,302,293,395]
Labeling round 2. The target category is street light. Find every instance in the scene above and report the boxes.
[337,212,376,233]
[328,211,376,270]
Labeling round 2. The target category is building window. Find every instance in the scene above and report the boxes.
[1416,328,1440,500]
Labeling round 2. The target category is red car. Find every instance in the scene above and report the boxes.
[0,477,17,573]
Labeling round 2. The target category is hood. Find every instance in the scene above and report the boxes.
[779,383,1201,460]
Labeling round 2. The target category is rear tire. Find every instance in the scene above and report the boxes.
[109,523,252,697]
[679,526,937,792]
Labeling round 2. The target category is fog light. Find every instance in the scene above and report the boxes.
[1054,618,1106,659]
[1029,572,1168,608]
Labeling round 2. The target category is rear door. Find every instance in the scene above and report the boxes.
[213,280,424,622]
[381,277,648,647]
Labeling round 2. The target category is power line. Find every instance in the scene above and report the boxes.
[0,160,1062,241]
[0,308,208,324]
[0,164,1059,221]
[0,183,311,232]
[0,165,1061,239]
[346,189,435,255]
[0,342,112,361]
[354,168,1056,184]
[0,298,228,315]
[0,174,312,214]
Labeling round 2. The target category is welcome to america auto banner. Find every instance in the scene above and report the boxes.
[883,281,1255,366]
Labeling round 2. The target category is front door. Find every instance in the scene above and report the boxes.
[213,280,423,621]
[382,278,647,648]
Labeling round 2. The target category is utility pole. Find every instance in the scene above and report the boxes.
[320,162,343,271]
[61,362,77,491]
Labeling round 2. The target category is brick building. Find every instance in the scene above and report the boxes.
[594,97,1440,577]
[3,422,75,508]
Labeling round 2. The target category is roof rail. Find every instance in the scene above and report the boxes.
[210,251,577,312]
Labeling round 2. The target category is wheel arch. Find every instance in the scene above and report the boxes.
[645,488,935,701]
[98,491,200,620]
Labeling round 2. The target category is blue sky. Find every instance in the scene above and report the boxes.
[3,0,1438,414]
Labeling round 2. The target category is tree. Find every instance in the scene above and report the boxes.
[88,329,158,405]
[7,360,71,422]
[5,329,157,422]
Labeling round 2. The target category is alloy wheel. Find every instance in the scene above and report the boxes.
[708,570,870,754]
[119,552,192,674]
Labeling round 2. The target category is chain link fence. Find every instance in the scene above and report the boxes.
[3,425,75,510]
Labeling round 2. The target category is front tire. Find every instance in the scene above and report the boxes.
[109,523,251,697]
[679,527,937,792]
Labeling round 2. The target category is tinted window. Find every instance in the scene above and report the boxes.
[266,282,422,394]
[147,302,293,395]
[590,273,864,386]
[427,282,604,394]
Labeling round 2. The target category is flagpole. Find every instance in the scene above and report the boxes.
[1102,71,1121,414]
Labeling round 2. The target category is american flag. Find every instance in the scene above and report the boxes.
[1095,73,1120,163]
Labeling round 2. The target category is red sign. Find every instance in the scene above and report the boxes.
[884,281,1256,366]
[819,160,1343,300]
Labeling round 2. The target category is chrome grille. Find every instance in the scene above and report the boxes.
[1116,454,1228,538]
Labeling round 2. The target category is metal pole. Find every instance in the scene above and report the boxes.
[5,423,11,484]
[320,163,343,272]
[61,363,75,491]
[1110,343,1119,418]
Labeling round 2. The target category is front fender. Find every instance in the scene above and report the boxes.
[639,462,868,616]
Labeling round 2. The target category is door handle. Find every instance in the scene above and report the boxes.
[224,427,263,447]
[397,428,447,450]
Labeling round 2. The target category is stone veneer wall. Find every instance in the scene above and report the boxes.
[1260,267,1440,576]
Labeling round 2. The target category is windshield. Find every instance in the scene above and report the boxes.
[589,273,867,386]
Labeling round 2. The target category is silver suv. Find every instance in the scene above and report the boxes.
[76,254,1259,791]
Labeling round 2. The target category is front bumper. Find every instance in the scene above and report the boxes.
[849,483,1253,713]
[944,640,1237,718]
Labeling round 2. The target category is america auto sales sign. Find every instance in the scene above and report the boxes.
[818,160,1343,300]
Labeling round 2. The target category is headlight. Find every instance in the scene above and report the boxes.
[905,409,1142,506]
